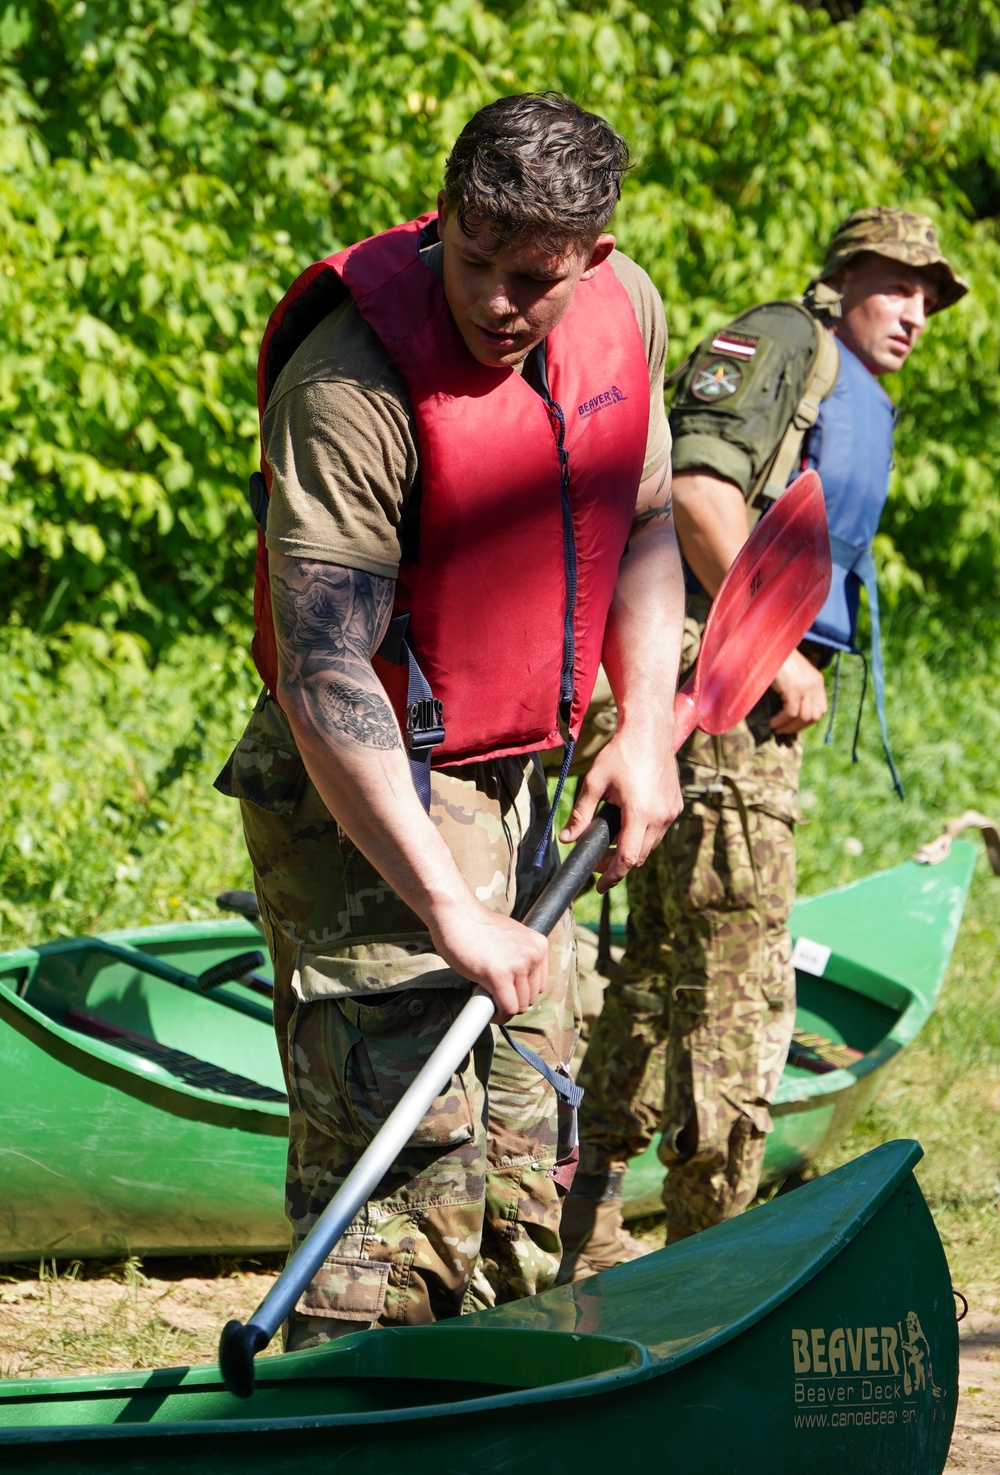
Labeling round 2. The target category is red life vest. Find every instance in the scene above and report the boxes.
[252,214,649,766]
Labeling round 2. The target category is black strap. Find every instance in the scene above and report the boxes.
[249,470,268,532]
[850,544,903,798]
[498,1024,583,1107]
[376,614,445,812]
[596,890,614,977]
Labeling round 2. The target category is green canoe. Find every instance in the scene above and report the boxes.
[620,839,976,1218]
[0,841,975,1261]
[0,916,289,1261]
[0,1141,959,1473]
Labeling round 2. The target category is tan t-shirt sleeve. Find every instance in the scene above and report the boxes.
[609,250,672,482]
[261,299,418,579]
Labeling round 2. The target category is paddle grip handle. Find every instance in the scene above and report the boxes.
[219,804,621,1397]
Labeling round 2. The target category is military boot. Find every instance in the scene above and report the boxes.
[557,1171,654,1283]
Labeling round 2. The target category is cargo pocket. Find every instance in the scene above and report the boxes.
[289,991,479,1151]
[298,1255,390,1324]
[214,694,308,814]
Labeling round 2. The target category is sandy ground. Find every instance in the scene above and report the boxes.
[0,1259,996,1468]
[946,1306,1000,1472]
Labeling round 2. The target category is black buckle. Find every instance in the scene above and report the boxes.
[406,697,445,753]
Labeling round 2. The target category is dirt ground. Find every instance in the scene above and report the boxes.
[0,1258,996,1468]
[947,1302,1000,1472]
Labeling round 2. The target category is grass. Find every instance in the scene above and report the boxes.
[814,861,1000,1305]
[797,625,1000,1302]
[0,1255,284,1380]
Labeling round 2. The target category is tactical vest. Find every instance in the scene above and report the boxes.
[251,214,650,773]
[800,338,895,654]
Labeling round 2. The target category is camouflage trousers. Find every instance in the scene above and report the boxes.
[576,616,801,1238]
[229,696,578,1347]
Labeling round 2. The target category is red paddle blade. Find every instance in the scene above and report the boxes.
[674,470,832,746]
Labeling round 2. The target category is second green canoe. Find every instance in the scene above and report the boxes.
[0,841,975,1260]
[621,839,976,1217]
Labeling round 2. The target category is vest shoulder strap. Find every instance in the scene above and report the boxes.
[751,309,840,508]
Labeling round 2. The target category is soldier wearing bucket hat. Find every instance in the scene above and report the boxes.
[559,207,967,1279]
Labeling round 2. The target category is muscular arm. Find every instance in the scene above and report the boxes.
[560,462,685,891]
[271,553,548,1015]
[672,470,827,735]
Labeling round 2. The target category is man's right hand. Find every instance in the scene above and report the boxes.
[770,649,828,734]
[428,898,550,1020]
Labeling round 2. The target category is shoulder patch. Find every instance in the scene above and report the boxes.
[690,357,744,401]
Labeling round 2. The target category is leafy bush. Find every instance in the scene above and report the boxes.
[2,0,999,651]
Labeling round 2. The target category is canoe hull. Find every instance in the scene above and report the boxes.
[0,1143,959,1474]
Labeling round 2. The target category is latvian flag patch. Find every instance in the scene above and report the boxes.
[711,331,759,359]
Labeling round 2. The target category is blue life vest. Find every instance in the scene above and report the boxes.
[800,339,902,793]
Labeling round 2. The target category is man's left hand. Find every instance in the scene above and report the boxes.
[558,729,682,893]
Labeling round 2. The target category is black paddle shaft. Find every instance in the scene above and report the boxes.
[521,803,620,934]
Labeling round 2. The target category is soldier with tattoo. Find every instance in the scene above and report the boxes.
[216,93,684,1345]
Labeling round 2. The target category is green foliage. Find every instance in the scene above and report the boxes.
[1,0,999,648]
[0,624,256,945]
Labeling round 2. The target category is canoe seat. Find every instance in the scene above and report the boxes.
[787,1029,864,1074]
[64,1009,287,1104]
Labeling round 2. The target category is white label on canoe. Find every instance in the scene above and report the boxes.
[792,937,831,977]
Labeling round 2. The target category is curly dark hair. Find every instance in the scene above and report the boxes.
[443,93,631,254]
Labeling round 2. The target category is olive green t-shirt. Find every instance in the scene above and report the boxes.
[261,245,672,577]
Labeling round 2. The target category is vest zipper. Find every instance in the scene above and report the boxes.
[532,392,578,868]
[547,395,577,724]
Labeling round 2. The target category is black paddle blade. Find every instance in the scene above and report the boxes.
[197,951,266,992]
[219,1319,269,1399]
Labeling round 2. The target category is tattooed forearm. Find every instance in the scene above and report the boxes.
[271,558,395,684]
[319,679,402,750]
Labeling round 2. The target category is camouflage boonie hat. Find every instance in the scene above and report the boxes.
[819,206,968,313]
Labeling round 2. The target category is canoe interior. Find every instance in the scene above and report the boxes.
[0,922,283,1097]
[621,841,977,1213]
[0,1327,641,1427]
[0,1143,959,1475]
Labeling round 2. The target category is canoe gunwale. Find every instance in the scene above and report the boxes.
[0,1142,927,1446]
[0,1341,657,1445]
